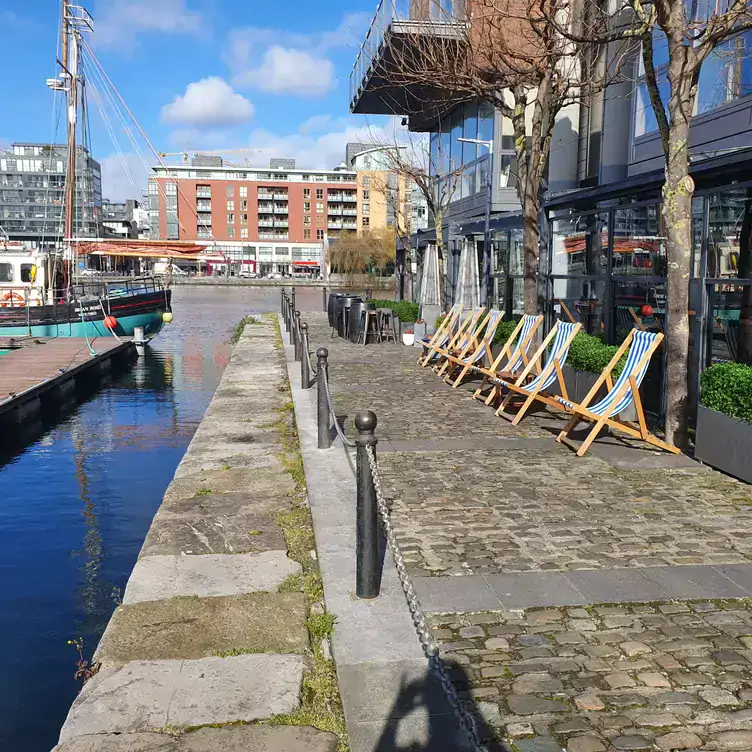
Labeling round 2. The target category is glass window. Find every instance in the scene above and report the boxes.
[240,186,247,197]
[707,185,752,279]
[697,32,752,114]
[634,77,670,137]
[303,188,310,198]
[20,264,35,282]
[450,108,463,172]
[316,188,324,199]
[226,186,234,197]
[478,102,494,144]
[612,205,666,276]
[0,263,14,282]
[362,176,371,188]
[317,229,324,240]
[461,162,477,199]
[551,214,609,276]
[462,101,478,162]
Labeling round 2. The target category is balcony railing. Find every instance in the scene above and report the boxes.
[329,206,343,215]
[349,0,468,113]
[343,208,358,215]
[274,204,289,213]
[258,219,274,227]
[258,203,274,212]
[328,220,344,229]
[341,194,357,202]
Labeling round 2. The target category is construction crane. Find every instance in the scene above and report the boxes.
[157,148,264,167]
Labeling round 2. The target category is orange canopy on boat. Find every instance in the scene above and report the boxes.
[72,238,212,259]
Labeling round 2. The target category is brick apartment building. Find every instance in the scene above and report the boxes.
[148,157,359,275]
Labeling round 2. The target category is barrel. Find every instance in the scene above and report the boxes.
[337,295,360,339]
[348,299,369,343]
[327,293,344,328]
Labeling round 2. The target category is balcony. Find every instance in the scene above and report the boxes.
[274,218,289,228]
[258,203,274,213]
[343,208,358,216]
[258,219,274,227]
[328,220,344,230]
[349,0,468,115]
[343,221,358,230]
[274,204,289,213]
[196,202,212,212]
[328,193,343,201]
[341,193,357,202]
[329,206,343,215]
[273,193,288,201]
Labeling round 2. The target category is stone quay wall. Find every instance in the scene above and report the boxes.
[53,316,341,752]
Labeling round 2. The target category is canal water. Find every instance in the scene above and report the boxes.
[0,285,347,752]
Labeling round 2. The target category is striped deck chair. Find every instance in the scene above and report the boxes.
[443,309,505,387]
[417,303,462,367]
[556,329,679,456]
[472,315,544,404]
[431,307,485,375]
[494,321,582,424]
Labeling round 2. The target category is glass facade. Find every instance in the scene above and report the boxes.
[0,143,102,247]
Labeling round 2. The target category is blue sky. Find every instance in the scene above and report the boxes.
[0,0,399,200]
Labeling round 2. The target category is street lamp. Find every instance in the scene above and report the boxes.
[458,137,494,306]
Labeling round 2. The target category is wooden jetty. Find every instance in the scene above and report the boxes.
[0,338,136,425]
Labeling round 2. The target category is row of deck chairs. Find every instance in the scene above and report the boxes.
[417,304,679,457]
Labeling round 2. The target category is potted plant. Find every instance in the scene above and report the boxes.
[696,362,752,483]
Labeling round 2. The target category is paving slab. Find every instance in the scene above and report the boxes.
[413,574,502,612]
[565,569,670,604]
[123,551,301,604]
[484,571,590,609]
[59,654,306,742]
[163,466,294,503]
[641,565,752,599]
[54,725,338,752]
[140,492,288,556]
[94,592,308,664]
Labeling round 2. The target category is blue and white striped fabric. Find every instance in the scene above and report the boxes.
[505,315,540,372]
[584,330,656,415]
[421,304,462,346]
[492,322,578,390]
[557,330,658,415]
[460,310,504,364]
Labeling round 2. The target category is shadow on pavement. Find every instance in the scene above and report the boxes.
[374,661,508,752]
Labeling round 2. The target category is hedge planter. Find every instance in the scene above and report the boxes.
[695,405,752,483]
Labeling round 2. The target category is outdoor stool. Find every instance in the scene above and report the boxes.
[359,309,381,345]
[378,308,397,343]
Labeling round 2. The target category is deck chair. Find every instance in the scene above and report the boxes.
[443,309,505,387]
[494,321,582,424]
[417,303,462,367]
[431,307,485,375]
[472,314,544,404]
[555,329,679,456]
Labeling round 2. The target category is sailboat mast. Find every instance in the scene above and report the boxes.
[63,1,78,248]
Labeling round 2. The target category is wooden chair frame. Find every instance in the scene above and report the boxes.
[417,303,462,367]
[495,321,582,424]
[471,315,544,404]
[443,310,505,388]
[556,329,680,456]
[431,307,486,375]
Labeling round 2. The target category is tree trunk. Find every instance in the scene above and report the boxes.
[522,187,540,315]
[662,118,693,449]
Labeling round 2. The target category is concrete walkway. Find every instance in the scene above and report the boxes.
[55,318,337,752]
[299,311,752,752]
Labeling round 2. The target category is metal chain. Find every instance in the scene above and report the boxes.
[365,445,485,752]
[320,367,357,476]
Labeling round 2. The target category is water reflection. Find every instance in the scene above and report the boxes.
[0,285,337,752]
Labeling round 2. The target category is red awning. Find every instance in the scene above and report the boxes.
[74,238,210,259]
[293,261,320,266]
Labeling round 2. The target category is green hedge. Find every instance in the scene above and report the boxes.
[701,362,752,423]
[370,299,420,323]
[567,332,626,377]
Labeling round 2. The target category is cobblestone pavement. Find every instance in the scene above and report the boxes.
[307,315,751,577]
[430,603,752,752]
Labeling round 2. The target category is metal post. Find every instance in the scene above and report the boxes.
[482,143,494,306]
[282,293,289,331]
[291,286,296,318]
[289,304,295,345]
[317,348,331,449]
[322,285,327,312]
[301,323,311,389]
[280,288,284,314]
[294,311,303,361]
[355,411,379,599]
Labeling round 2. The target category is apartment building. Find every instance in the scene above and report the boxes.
[149,158,358,275]
[346,143,429,237]
[350,0,752,390]
[0,142,102,249]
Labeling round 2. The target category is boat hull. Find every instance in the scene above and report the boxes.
[0,290,171,340]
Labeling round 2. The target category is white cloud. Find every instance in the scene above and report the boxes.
[93,0,204,49]
[100,153,152,202]
[226,12,371,98]
[161,78,255,129]
[298,115,334,134]
[238,47,334,97]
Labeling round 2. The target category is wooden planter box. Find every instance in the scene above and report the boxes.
[695,405,752,483]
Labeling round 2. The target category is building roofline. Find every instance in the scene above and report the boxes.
[151,164,357,177]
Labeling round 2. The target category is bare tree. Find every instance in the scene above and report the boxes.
[374,0,623,313]
[361,132,464,304]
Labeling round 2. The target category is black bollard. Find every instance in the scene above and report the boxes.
[291,286,296,319]
[280,288,284,315]
[322,285,327,312]
[355,411,380,599]
[301,323,311,389]
[289,305,295,345]
[294,312,303,361]
[316,348,330,449]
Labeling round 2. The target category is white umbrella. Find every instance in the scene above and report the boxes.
[455,237,480,308]
[418,243,441,307]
